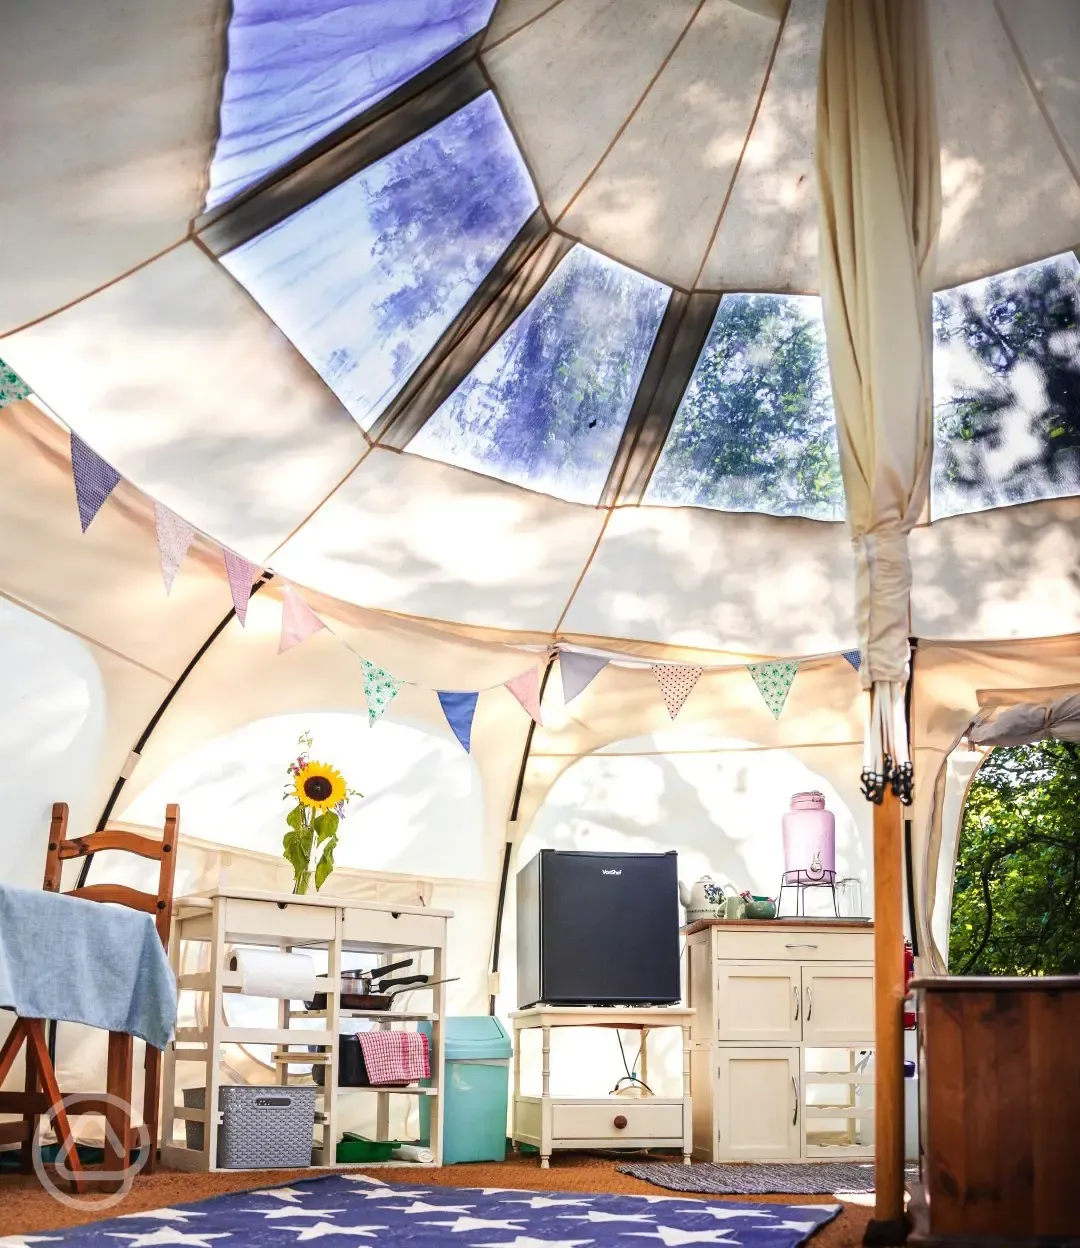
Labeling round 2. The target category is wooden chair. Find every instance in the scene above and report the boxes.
[0,802,179,1189]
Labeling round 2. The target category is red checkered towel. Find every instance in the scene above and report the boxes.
[357,1029,430,1086]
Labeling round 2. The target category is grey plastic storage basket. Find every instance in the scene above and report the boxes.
[183,1085,316,1169]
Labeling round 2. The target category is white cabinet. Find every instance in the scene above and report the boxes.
[801,964,874,1045]
[716,963,801,1043]
[687,920,874,1163]
[715,1048,800,1160]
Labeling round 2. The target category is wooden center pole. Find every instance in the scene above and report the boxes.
[868,784,907,1240]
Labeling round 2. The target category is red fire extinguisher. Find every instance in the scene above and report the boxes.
[903,940,916,1030]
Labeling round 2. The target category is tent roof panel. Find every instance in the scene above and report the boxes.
[562,503,856,654]
[556,0,780,289]
[910,496,1080,642]
[273,448,607,631]
[696,0,823,292]
[930,0,1080,288]
[482,0,701,219]
[0,243,366,560]
[0,0,221,336]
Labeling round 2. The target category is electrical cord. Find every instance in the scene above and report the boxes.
[610,1030,653,1096]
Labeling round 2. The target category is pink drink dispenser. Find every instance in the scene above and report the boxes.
[782,791,835,884]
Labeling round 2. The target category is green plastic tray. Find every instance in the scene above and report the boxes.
[336,1136,400,1163]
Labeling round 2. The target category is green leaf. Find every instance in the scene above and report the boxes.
[315,837,338,891]
[286,804,305,833]
[314,810,339,844]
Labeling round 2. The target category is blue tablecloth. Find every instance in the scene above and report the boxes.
[0,882,176,1049]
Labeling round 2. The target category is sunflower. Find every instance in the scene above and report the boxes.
[292,761,347,811]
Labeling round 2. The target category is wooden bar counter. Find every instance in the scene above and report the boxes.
[909,975,1080,1246]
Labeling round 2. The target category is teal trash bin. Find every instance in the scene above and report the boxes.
[419,1017,512,1163]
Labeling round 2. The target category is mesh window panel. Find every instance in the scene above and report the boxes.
[645,294,844,521]
[409,246,670,504]
[932,252,1080,519]
[221,94,536,432]
[206,0,498,209]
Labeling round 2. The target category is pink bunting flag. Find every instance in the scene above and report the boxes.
[505,668,543,725]
[652,663,703,721]
[223,549,260,626]
[154,502,195,595]
[279,585,326,653]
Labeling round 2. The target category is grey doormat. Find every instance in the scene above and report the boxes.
[616,1160,919,1195]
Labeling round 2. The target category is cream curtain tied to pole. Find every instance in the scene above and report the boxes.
[816,0,941,805]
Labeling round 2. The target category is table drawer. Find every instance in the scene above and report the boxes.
[552,1100,684,1141]
[341,907,444,951]
[715,929,872,964]
[224,897,336,943]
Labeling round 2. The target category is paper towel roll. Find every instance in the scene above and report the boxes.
[229,949,318,999]
[391,1145,434,1164]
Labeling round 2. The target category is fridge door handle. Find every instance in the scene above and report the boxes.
[792,1075,799,1126]
[806,986,813,1021]
[793,985,800,1020]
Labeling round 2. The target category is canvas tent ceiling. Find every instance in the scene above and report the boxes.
[0,0,1079,1001]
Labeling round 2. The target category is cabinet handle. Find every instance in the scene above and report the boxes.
[806,987,813,1020]
[792,1076,798,1126]
[613,1115,627,1130]
[793,986,800,1020]
[785,943,818,949]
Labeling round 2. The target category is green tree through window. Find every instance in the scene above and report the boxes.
[949,740,1080,975]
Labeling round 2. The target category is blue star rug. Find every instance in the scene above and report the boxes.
[23,1175,841,1248]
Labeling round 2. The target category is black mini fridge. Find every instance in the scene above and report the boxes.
[515,849,680,1008]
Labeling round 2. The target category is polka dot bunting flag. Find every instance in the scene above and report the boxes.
[652,663,703,720]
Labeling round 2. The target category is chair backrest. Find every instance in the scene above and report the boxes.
[42,803,179,948]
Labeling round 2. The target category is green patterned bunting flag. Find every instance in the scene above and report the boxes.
[747,659,801,719]
[361,658,401,726]
[0,357,31,410]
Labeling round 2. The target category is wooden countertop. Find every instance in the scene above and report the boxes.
[682,918,873,934]
[910,975,1080,992]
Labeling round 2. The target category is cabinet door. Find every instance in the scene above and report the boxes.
[717,963,801,1042]
[801,964,874,1044]
[715,1048,800,1161]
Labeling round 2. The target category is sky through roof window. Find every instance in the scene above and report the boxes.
[206,0,498,210]
[221,93,536,432]
[931,252,1080,519]
[646,294,844,521]
[408,246,670,504]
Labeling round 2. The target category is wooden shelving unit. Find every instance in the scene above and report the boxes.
[160,887,450,1172]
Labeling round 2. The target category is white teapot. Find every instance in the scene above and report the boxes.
[679,875,728,922]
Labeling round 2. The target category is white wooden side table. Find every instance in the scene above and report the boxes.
[509,1005,694,1169]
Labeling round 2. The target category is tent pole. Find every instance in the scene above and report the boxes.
[867,785,908,1242]
[489,654,556,1015]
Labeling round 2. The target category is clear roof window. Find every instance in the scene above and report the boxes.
[645,295,844,520]
[221,93,537,432]
[206,0,498,210]
[932,252,1080,519]
[409,246,670,504]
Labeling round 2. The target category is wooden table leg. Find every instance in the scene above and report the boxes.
[21,1022,39,1174]
[22,1020,85,1194]
[103,1031,134,1193]
[143,1044,160,1175]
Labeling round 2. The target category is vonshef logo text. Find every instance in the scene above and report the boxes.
[601,868,622,875]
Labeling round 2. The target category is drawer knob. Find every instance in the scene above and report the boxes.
[613,1114,627,1130]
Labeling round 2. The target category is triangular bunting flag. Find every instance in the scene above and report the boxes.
[842,649,861,671]
[747,659,801,719]
[223,549,260,626]
[71,433,121,532]
[652,663,703,721]
[559,651,609,705]
[0,357,31,409]
[154,501,195,594]
[438,691,478,753]
[279,586,326,653]
[361,658,401,726]
[505,668,543,725]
